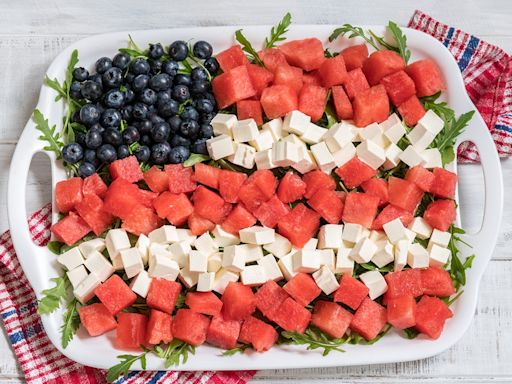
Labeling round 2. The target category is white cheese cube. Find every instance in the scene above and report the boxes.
[304,237,319,250]
[66,265,88,289]
[257,254,283,281]
[332,143,356,167]
[241,265,267,286]
[421,148,442,169]
[135,234,150,265]
[197,272,215,292]
[324,122,356,152]
[356,140,386,169]
[148,225,179,244]
[371,241,394,268]
[278,253,298,281]
[311,142,336,174]
[263,233,292,258]
[359,270,388,299]
[429,244,451,267]
[232,119,259,142]
[383,218,408,244]
[255,149,277,170]
[407,243,430,269]
[318,224,344,249]
[292,249,320,273]
[408,217,433,240]
[120,248,144,279]
[262,118,283,140]
[359,123,382,141]
[417,110,444,135]
[382,142,403,169]
[179,266,198,288]
[57,247,84,271]
[213,268,239,294]
[176,228,197,245]
[405,228,417,243]
[207,252,223,273]
[239,226,275,245]
[428,229,452,249]
[149,242,170,260]
[222,245,246,272]
[342,223,364,244]
[211,113,237,136]
[407,125,436,151]
[301,123,328,144]
[130,270,152,298]
[369,230,386,242]
[78,238,105,258]
[207,134,235,160]
[189,250,208,273]
[73,273,101,304]
[168,241,192,268]
[318,249,335,271]
[148,254,180,281]
[399,145,424,167]
[249,129,274,151]
[272,141,300,167]
[105,229,131,262]
[228,142,256,169]
[383,121,406,144]
[313,265,340,295]
[335,246,354,275]
[193,233,218,256]
[379,113,402,131]
[241,244,264,262]
[292,146,318,174]
[369,133,391,148]
[212,225,240,247]
[394,240,409,272]
[283,110,311,135]
[349,238,378,264]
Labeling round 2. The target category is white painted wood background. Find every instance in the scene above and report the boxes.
[0,0,510,382]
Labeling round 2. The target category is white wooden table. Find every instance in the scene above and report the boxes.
[0,0,510,382]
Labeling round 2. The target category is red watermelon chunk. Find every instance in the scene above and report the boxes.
[185,291,223,317]
[172,309,210,346]
[109,156,143,183]
[259,48,288,73]
[122,205,162,236]
[332,85,353,120]
[278,203,320,248]
[146,309,173,345]
[277,171,306,203]
[55,177,83,213]
[75,193,113,236]
[82,173,108,198]
[380,70,416,106]
[352,84,390,127]
[164,164,197,194]
[137,189,158,208]
[302,70,322,86]
[349,297,387,340]
[144,165,169,193]
[344,68,370,100]
[94,275,137,315]
[340,44,369,71]
[51,212,91,246]
[283,273,321,306]
[274,64,304,94]
[308,188,344,224]
[152,192,193,225]
[238,170,277,212]
[334,274,369,310]
[424,199,456,231]
[386,295,417,330]
[397,95,426,126]
[116,312,148,350]
[361,178,389,207]
[78,303,117,337]
[431,167,458,199]
[384,269,424,300]
[254,195,291,228]
[311,301,353,338]
[335,156,377,189]
[342,192,380,228]
[414,296,453,339]
[421,267,456,297]
[188,213,215,236]
[103,179,141,219]
[212,65,256,109]
[302,170,336,199]
[388,176,424,213]
[318,54,348,88]
[216,45,250,72]
[278,38,325,71]
[219,170,248,203]
[193,185,232,224]
[272,297,312,334]
[206,315,241,350]
[221,282,255,321]
[239,316,278,352]
[260,85,298,119]
[254,280,290,321]
[372,204,414,230]
[245,63,274,95]
[194,163,221,189]
[236,99,263,125]
[406,59,446,97]
[221,204,257,234]
[363,50,405,85]
[146,278,181,314]
[298,84,328,122]
[405,166,435,192]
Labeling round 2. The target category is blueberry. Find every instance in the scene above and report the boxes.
[72,110,82,124]
[203,92,216,105]
[113,53,131,70]
[194,98,214,114]
[96,144,117,163]
[132,74,149,92]
[199,123,214,138]
[120,105,133,121]
[147,104,156,114]
[137,119,153,134]
[123,89,135,104]
[84,148,96,163]
[75,131,86,147]
[78,162,96,178]
[151,142,171,164]
[180,120,199,137]
[151,122,171,143]
[170,134,191,148]
[139,88,157,105]
[88,73,103,86]
[192,41,213,60]
[200,112,215,124]
[157,90,172,105]
[149,59,163,74]
[158,100,179,117]
[80,80,103,101]
[203,57,219,75]
[162,60,179,76]
[134,145,151,162]
[168,145,190,163]
[79,103,101,126]
[191,138,209,154]
[190,80,209,95]
[73,67,89,82]
[181,106,199,121]
[102,67,123,88]
[104,89,125,109]
[117,145,130,159]
[172,85,190,102]
[191,67,209,81]
[86,129,103,150]
[149,112,165,124]
[168,116,182,133]
[124,72,135,84]
[130,58,150,75]
[140,134,153,146]
[122,125,140,145]
[149,73,172,91]
[100,109,122,128]
[174,74,191,86]
[95,57,113,74]
[132,102,149,120]
[148,43,164,59]
[61,142,83,164]
[102,128,123,146]
[169,41,189,61]
[70,81,82,99]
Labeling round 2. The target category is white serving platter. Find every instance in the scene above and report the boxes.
[7,24,503,371]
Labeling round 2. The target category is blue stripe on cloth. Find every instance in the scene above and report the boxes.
[1,309,17,319]
[443,27,455,47]
[495,124,512,134]
[114,370,140,384]
[458,36,480,72]
[147,371,166,383]
[9,330,24,344]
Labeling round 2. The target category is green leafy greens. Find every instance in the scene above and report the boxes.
[264,12,292,48]
[235,29,264,66]
[281,327,348,356]
[153,340,196,368]
[222,344,251,356]
[33,109,63,159]
[448,226,475,291]
[118,34,148,58]
[107,349,149,382]
[61,298,80,348]
[37,276,70,315]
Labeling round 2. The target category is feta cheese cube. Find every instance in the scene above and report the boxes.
[359,123,382,141]
[232,119,259,142]
[369,230,386,242]
[263,233,292,258]
[255,149,277,170]
[383,218,408,244]
[382,142,403,169]
[335,246,354,275]
[120,248,144,279]
[311,142,336,173]
[394,240,409,271]
[168,241,191,268]
[312,265,340,295]
[193,233,218,256]
[130,270,152,298]
[342,223,364,244]
[405,228,416,243]
[241,265,267,286]
[356,140,386,169]
[148,254,180,281]
[428,244,451,267]
[292,146,317,174]
[105,229,131,262]
[421,148,442,169]
[257,254,283,281]
[272,141,300,167]
[428,229,451,249]
[262,118,283,140]
[399,145,424,167]
[408,217,433,240]
[317,249,335,271]
[382,122,406,144]
[207,134,235,160]
[148,225,179,244]
[211,113,237,136]
[249,129,274,151]
[278,253,298,281]
[212,225,240,247]
[407,125,436,150]
[301,123,328,144]
[66,265,88,289]
[197,272,215,292]
[371,240,394,268]
[318,224,344,249]
[304,237,319,250]
[57,247,84,271]
[176,228,197,245]
[332,143,356,167]
[213,268,239,294]
[222,245,246,272]
[379,113,402,131]
[239,226,275,245]
[179,266,198,288]
[359,270,388,299]
[228,143,256,169]
[283,110,311,135]
[240,244,264,262]
[149,242,170,260]
[73,273,101,304]
[135,234,150,265]
[189,250,208,273]
[324,122,356,152]
[292,249,320,273]
[407,243,430,269]
[78,238,105,258]
[349,238,378,264]
[417,110,444,135]
[207,252,223,273]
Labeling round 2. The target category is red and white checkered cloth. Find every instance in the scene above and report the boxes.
[1,11,510,384]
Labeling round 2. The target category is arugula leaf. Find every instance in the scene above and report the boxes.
[329,24,380,50]
[281,326,348,356]
[264,12,292,48]
[432,110,475,165]
[174,293,187,309]
[235,30,264,66]
[47,240,64,255]
[33,109,63,158]
[386,21,411,62]
[448,225,475,291]
[403,327,420,339]
[119,34,147,58]
[107,350,148,382]
[221,344,250,356]
[183,153,210,167]
[445,290,465,306]
[153,340,196,368]
[37,276,69,315]
[61,298,80,348]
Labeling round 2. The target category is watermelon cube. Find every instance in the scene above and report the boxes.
[278,38,325,71]
[343,68,370,100]
[352,84,390,127]
[406,59,446,97]
[146,278,181,314]
[153,191,193,222]
[386,295,417,330]
[362,50,406,85]
[349,297,387,340]
[414,296,453,339]
[121,206,162,236]
[372,204,413,230]
[361,178,389,207]
[75,194,113,236]
[334,274,369,310]
[51,212,91,246]
[206,315,241,350]
[380,70,416,106]
[272,297,312,333]
[172,309,210,346]
[311,301,353,338]
[236,99,263,125]
[431,167,458,199]
[254,194,291,228]
[283,273,321,306]
[82,173,108,198]
[94,275,137,315]
[185,291,223,317]
[259,48,288,73]
[318,55,348,88]
[221,203,257,234]
[335,156,377,189]
[278,203,320,248]
[342,192,380,228]
[423,199,456,231]
[144,166,169,193]
[137,189,158,209]
[274,64,304,94]
[277,171,307,203]
[193,185,232,224]
[254,280,290,321]
[218,170,248,203]
[405,166,434,192]
[164,164,197,194]
[194,163,221,189]
[221,282,255,321]
[303,170,336,199]
[146,309,173,345]
[238,170,277,212]
[421,267,456,297]
[212,65,256,109]
[116,312,148,350]
[109,156,143,183]
[78,303,117,336]
[215,45,250,72]
[260,85,299,119]
[340,44,369,71]
[55,177,83,213]
[332,85,353,120]
[298,84,328,122]
[188,213,215,236]
[397,95,426,126]
[239,316,278,352]
[245,63,274,94]
[103,178,141,219]
[302,70,322,86]
[384,269,424,300]
[388,176,424,213]
[308,188,344,224]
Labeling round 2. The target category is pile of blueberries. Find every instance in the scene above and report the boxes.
[61,40,219,177]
